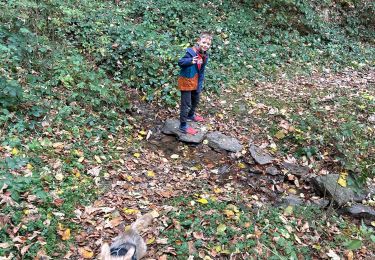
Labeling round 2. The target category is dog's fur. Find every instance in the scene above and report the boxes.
[100,212,155,260]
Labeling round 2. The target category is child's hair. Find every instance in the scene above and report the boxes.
[198,31,213,41]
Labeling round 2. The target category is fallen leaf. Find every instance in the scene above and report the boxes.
[146,237,155,245]
[55,173,64,181]
[123,208,139,215]
[79,247,94,259]
[11,147,19,155]
[197,198,208,204]
[94,155,102,163]
[146,170,155,177]
[170,154,179,159]
[337,171,348,187]
[327,249,340,260]
[283,205,293,216]
[61,228,71,241]
[133,153,141,158]
[216,223,226,234]
[275,130,286,139]
[0,242,11,249]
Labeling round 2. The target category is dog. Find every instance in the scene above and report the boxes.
[100,211,156,260]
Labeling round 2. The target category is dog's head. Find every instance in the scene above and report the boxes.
[100,242,137,260]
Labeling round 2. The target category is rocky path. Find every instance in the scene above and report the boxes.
[74,68,375,259]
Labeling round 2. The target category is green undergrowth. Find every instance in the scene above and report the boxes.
[161,195,375,259]
[0,0,374,258]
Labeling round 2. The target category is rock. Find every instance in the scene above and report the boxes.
[312,174,355,207]
[161,119,207,144]
[281,162,309,177]
[344,204,375,220]
[218,165,231,175]
[249,144,274,165]
[206,131,243,152]
[369,114,375,123]
[282,195,303,206]
[266,166,279,176]
[312,198,330,208]
[248,166,262,175]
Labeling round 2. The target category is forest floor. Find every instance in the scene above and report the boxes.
[1,68,374,259]
[71,68,375,259]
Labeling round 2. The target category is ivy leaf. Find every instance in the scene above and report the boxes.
[345,239,362,250]
[216,223,226,234]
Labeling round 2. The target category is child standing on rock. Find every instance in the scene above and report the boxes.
[177,32,212,135]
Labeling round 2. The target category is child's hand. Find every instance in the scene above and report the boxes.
[192,56,198,64]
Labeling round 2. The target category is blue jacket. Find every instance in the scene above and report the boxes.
[177,48,209,93]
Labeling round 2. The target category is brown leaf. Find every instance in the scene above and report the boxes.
[193,231,204,240]
[79,247,94,259]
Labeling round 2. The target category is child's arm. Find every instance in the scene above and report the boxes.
[178,52,193,67]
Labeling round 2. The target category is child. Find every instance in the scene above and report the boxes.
[177,32,212,135]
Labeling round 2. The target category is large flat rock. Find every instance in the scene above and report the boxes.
[206,131,243,152]
[281,162,310,177]
[249,144,274,165]
[161,119,206,144]
[343,204,375,220]
[312,174,355,207]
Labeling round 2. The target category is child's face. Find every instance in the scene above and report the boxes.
[197,37,212,52]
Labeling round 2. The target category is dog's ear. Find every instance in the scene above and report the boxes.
[100,243,111,260]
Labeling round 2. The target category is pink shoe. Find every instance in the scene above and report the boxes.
[185,127,198,135]
[188,115,204,122]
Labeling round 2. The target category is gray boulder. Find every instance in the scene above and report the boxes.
[161,119,206,144]
[344,204,375,220]
[312,174,355,207]
[266,166,280,176]
[282,195,304,206]
[281,162,310,177]
[206,131,243,152]
[249,144,274,165]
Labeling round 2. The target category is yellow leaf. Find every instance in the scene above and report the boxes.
[337,171,348,187]
[214,245,222,253]
[370,221,375,227]
[72,168,80,178]
[123,208,139,215]
[79,248,94,259]
[288,188,297,195]
[26,163,33,170]
[126,175,133,181]
[214,188,222,193]
[61,228,71,241]
[11,147,19,155]
[73,149,84,157]
[218,114,224,119]
[78,156,85,163]
[146,237,155,245]
[146,170,155,177]
[197,198,208,204]
[139,130,147,136]
[223,209,235,217]
[275,130,286,139]
[203,139,209,145]
[58,223,64,230]
[133,153,141,158]
[94,155,102,163]
[237,162,246,169]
